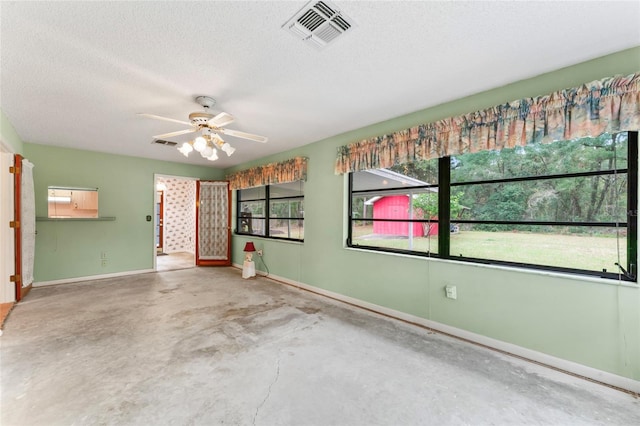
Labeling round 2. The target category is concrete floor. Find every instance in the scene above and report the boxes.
[1,268,639,426]
[156,251,195,272]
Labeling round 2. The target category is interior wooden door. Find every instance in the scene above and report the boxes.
[12,155,22,301]
[12,154,34,301]
[195,181,231,266]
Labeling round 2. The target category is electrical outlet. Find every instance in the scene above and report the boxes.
[257,249,263,257]
[101,259,108,267]
[445,285,457,300]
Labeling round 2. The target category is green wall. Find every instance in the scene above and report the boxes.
[227,47,640,381]
[10,47,639,381]
[24,143,223,281]
[1,109,24,153]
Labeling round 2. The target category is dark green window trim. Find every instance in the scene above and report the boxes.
[236,184,304,243]
[348,131,638,282]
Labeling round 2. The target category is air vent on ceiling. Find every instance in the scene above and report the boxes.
[283,1,356,50]
[152,139,178,147]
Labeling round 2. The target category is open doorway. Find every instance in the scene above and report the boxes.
[154,175,197,271]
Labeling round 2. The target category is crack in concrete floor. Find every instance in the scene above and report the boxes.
[253,354,282,426]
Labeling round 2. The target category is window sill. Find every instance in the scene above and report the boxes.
[36,216,116,221]
[234,232,304,244]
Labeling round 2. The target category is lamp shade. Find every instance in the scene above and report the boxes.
[201,145,214,158]
[243,242,256,252]
[206,148,219,161]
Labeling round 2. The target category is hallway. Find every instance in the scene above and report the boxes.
[1,267,639,425]
[156,251,195,272]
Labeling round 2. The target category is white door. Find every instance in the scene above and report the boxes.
[0,152,16,303]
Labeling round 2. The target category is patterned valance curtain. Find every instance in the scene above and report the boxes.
[335,73,640,174]
[227,156,308,190]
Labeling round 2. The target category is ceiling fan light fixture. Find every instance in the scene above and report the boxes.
[222,143,236,156]
[206,148,219,161]
[141,96,267,162]
[193,136,207,152]
[178,142,193,157]
[201,145,214,158]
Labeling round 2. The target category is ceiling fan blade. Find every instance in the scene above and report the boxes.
[137,113,192,127]
[153,128,197,139]
[219,128,268,143]
[208,112,235,127]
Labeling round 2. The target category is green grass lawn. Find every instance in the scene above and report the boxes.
[352,227,627,273]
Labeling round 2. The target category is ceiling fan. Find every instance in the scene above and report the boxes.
[138,96,267,161]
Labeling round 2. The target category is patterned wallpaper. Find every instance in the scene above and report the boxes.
[157,177,196,254]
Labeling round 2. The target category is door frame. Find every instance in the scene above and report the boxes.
[156,190,164,253]
[152,174,198,270]
[195,180,232,266]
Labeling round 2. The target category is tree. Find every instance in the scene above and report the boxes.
[383,133,628,234]
[412,192,464,219]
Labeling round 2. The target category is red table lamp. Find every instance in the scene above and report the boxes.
[243,241,256,262]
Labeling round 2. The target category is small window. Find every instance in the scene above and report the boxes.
[48,187,98,218]
[236,181,304,241]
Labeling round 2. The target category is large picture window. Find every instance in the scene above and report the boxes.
[236,181,304,241]
[348,132,637,282]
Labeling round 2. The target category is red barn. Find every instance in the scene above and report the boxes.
[358,169,438,238]
[369,195,424,237]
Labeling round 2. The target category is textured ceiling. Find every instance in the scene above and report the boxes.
[1,1,639,168]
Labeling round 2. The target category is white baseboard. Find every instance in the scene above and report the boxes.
[232,264,640,394]
[33,269,155,287]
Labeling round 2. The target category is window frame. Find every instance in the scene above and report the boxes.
[236,183,305,242]
[347,132,638,282]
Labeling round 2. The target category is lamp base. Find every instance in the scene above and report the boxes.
[242,260,256,279]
